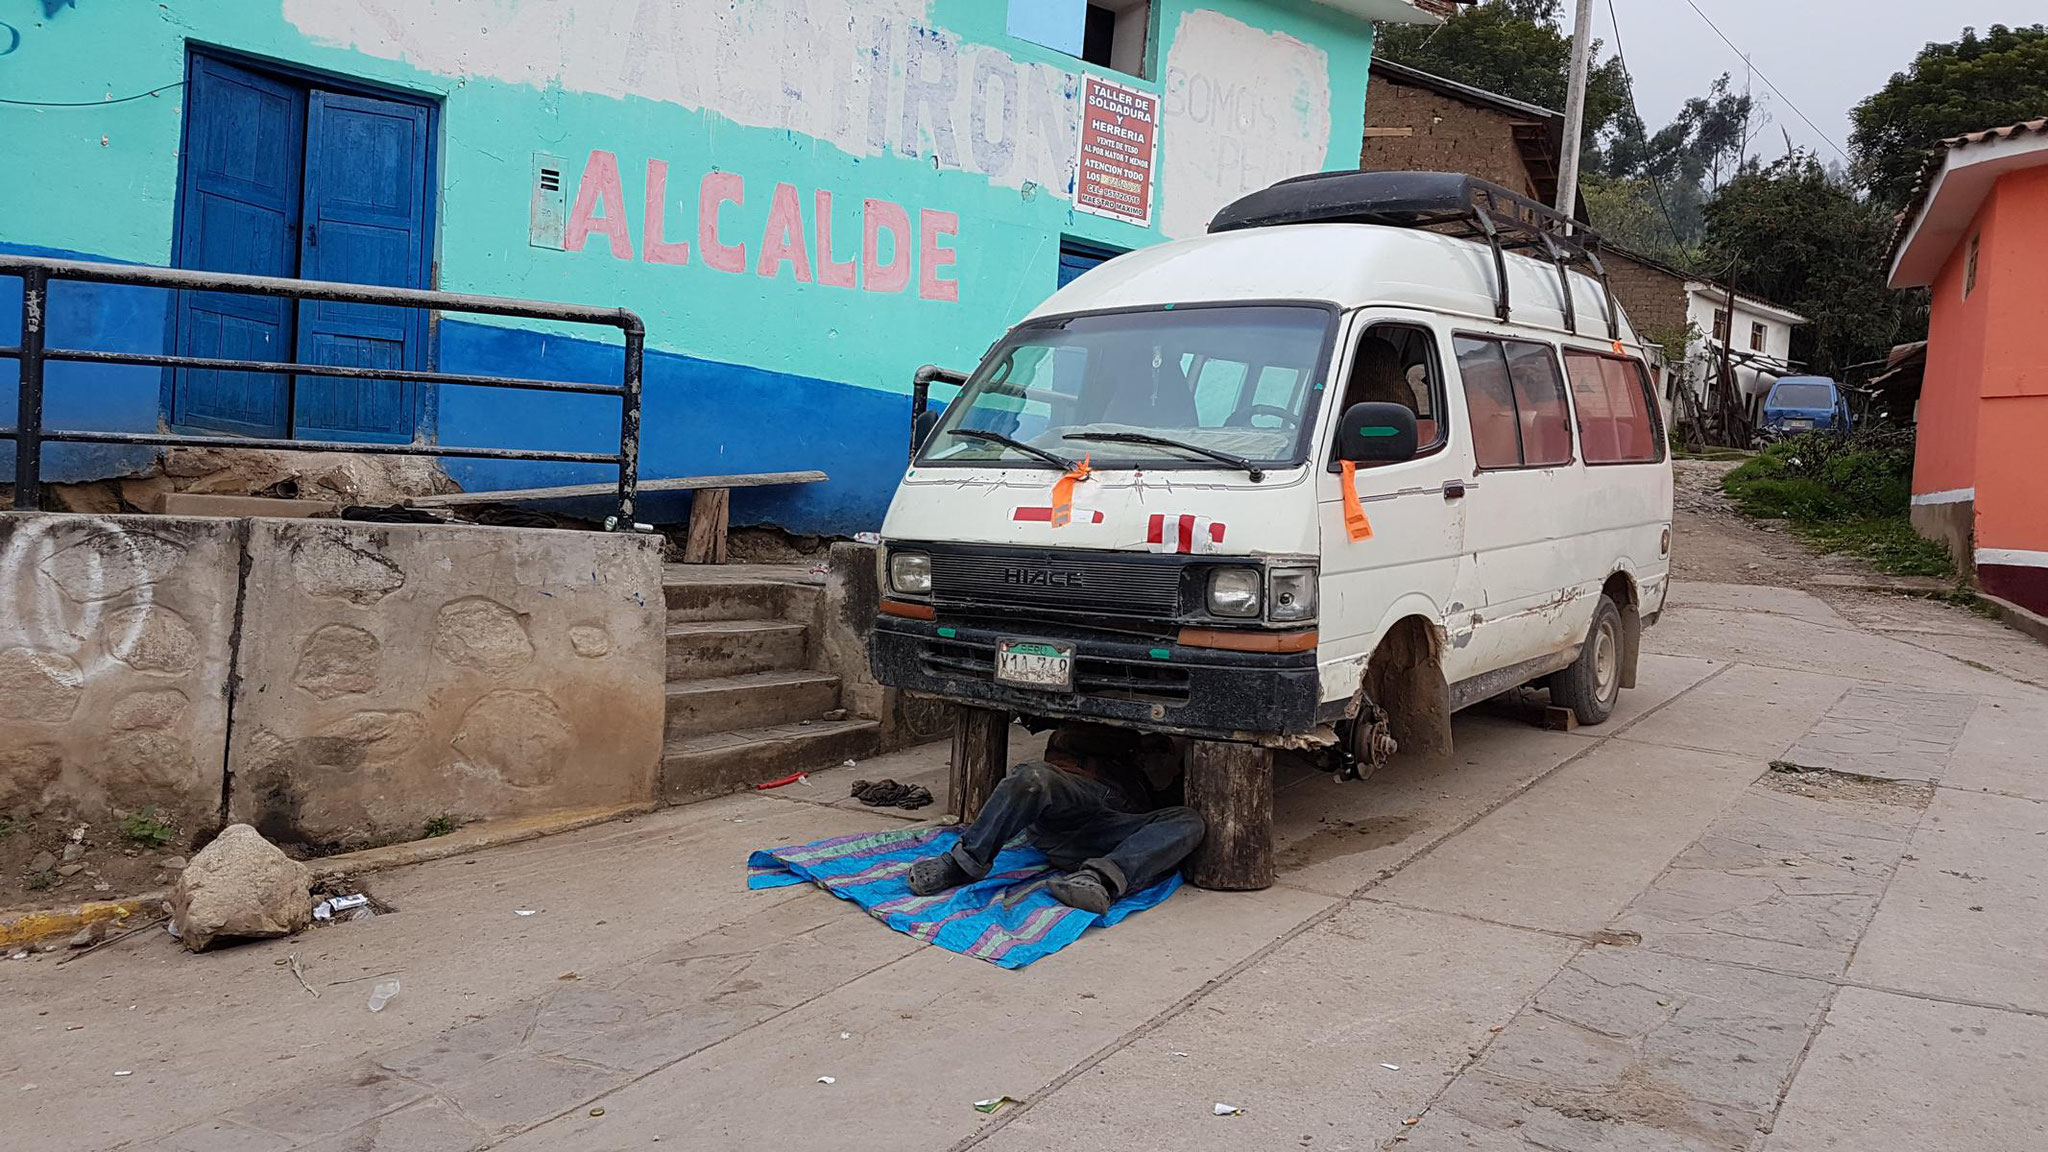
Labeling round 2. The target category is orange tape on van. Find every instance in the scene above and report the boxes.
[1339,461,1373,542]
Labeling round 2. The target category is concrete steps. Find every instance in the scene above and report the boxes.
[661,719,883,805]
[657,563,875,804]
[665,619,808,680]
[665,669,843,739]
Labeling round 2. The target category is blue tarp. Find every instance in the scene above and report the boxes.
[747,824,1180,969]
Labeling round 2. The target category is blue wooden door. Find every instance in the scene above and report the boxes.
[292,91,431,442]
[169,57,305,436]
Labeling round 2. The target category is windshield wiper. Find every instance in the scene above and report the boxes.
[1063,432,1266,482]
[946,428,1075,471]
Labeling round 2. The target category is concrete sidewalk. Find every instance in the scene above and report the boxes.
[5,581,2045,1152]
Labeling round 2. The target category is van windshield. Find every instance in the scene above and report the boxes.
[918,305,1336,472]
[1769,382,1835,408]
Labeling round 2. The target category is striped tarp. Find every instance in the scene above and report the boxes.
[747,826,1180,969]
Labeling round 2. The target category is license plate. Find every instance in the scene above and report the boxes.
[995,639,1075,691]
[1788,418,1813,429]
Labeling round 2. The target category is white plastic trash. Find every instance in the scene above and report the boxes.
[1213,1103,1243,1116]
[367,981,401,1012]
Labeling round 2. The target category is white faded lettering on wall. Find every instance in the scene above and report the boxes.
[281,0,1082,194]
[1159,10,1331,239]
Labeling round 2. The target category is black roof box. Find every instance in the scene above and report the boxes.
[1210,171,1592,244]
[1207,170,1618,336]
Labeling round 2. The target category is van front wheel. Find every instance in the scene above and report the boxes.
[1549,595,1624,726]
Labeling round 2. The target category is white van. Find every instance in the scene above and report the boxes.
[872,173,1673,773]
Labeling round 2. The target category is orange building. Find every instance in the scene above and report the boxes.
[1888,119,2048,615]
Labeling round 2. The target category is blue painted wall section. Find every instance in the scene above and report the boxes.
[0,0,1386,530]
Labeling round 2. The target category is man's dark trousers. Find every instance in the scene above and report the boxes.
[947,761,1205,898]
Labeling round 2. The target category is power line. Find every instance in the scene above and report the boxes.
[1603,0,1685,248]
[0,81,185,108]
[1678,0,1851,162]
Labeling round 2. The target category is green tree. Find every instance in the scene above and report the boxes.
[1850,24,2048,206]
[1702,153,1921,379]
[1374,0,1631,159]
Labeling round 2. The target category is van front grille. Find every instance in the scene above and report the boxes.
[927,547,1186,618]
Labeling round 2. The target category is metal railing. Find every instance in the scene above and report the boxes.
[1,255,645,526]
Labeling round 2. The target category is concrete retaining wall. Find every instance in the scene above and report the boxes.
[0,514,239,833]
[227,520,666,850]
[0,512,665,851]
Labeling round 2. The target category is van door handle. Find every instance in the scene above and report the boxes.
[1443,480,1467,500]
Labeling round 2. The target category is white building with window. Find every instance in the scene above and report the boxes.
[1680,282,1808,419]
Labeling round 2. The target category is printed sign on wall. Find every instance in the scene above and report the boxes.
[1073,75,1158,227]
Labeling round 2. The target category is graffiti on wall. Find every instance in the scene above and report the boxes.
[284,0,1084,195]
[1158,10,1331,239]
[1,0,78,55]
[563,152,961,301]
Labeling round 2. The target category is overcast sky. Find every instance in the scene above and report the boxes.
[1593,0,2046,164]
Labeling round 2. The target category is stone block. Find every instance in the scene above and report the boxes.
[0,513,237,832]
[225,519,664,851]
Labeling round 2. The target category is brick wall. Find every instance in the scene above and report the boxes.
[1603,250,1690,339]
[1360,75,1543,201]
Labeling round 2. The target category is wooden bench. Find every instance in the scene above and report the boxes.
[948,703,1276,891]
[411,470,827,563]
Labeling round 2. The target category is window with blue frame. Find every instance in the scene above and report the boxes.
[1007,0,1151,77]
[1058,239,1126,288]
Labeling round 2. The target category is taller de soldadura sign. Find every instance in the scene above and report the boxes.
[1074,75,1158,228]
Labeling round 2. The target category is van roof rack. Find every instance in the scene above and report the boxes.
[1207,171,1620,338]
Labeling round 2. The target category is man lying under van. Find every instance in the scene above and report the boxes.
[906,725,1206,913]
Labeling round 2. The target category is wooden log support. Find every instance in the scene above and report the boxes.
[948,704,1010,822]
[682,487,730,565]
[1183,739,1276,891]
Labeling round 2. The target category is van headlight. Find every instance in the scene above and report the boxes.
[1268,567,1318,622]
[888,551,932,595]
[1207,568,1261,618]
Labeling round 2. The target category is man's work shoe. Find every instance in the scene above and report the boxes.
[1047,869,1114,915]
[905,854,972,896]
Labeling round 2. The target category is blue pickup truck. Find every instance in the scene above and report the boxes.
[1760,376,1852,434]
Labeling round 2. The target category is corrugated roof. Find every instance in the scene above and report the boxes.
[1888,118,2048,261]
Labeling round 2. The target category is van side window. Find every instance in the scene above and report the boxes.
[1453,336,1573,469]
[1338,323,1446,457]
[1453,339,1520,468]
[1564,351,1665,464]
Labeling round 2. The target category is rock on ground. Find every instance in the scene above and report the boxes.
[169,824,312,952]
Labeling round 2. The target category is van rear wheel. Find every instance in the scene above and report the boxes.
[1549,595,1623,726]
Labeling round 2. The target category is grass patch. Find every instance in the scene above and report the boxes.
[423,814,458,838]
[120,807,176,850]
[1789,518,1956,579]
[1722,428,1957,582]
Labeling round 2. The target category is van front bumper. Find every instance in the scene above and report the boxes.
[870,616,1324,740]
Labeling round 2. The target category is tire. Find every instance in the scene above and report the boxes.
[1549,595,1624,726]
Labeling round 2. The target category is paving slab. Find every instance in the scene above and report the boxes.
[490,883,1337,1152]
[1938,694,2048,802]
[1650,598,2022,698]
[1615,663,1854,762]
[1374,741,1763,936]
[1777,684,1976,782]
[1763,987,2048,1152]
[1611,781,1925,979]
[970,901,1578,1152]
[1407,945,1832,1152]
[1846,788,2048,1013]
[1663,583,1849,625]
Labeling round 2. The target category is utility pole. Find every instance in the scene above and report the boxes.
[1556,0,1596,226]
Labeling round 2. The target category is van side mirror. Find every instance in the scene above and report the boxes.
[1331,401,1419,469]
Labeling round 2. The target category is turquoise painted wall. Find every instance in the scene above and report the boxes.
[1,0,1377,531]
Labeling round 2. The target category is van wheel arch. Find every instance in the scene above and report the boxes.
[1601,571,1642,691]
[1355,615,1452,761]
